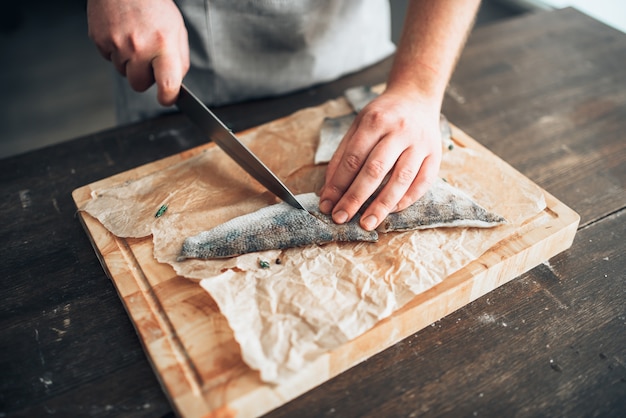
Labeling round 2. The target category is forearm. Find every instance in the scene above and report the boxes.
[387,0,481,105]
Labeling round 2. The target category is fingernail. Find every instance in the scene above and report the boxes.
[333,210,349,224]
[320,199,332,214]
[362,215,377,231]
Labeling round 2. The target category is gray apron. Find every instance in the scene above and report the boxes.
[114,0,395,124]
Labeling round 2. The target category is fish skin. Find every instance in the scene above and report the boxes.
[344,85,379,112]
[178,193,378,260]
[315,114,355,164]
[178,180,506,260]
[377,179,507,233]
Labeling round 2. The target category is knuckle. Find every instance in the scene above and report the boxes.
[325,183,345,198]
[153,30,173,51]
[154,29,167,44]
[342,153,363,172]
[342,191,363,208]
[361,108,389,130]
[375,196,396,213]
[330,184,344,196]
[129,31,156,54]
[395,166,417,185]
[363,159,387,179]
[110,32,129,51]
[160,76,177,92]
[128,35,141,53]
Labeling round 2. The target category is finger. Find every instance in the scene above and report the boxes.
[395,152,441,212]
[109,49,128,76]
[319,121,383,217]
[318,123,357,213]
[179,24,190,73]
[323,120,358,185]
[152,53,183,106]
[154,27,189,106]
[125,57,155,92]
[330,133,403,225]
[358,147,422,230]
[322,144,379,222]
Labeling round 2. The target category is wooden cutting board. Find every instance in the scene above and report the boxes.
[72,110,579,417]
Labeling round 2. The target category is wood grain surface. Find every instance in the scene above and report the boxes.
[2,8,624,418]
[72,117,578,417]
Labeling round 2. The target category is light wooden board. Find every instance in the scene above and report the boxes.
[73,117,579,418]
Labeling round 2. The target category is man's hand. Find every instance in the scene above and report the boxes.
[318,0,480,231]
[319,88,442,231]
[87,0,189,106]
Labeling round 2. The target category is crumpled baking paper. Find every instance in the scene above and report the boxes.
[82,96,545,384]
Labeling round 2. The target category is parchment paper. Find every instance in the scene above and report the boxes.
[82,97,545,384]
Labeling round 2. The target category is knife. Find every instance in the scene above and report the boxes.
[176,84,306,211]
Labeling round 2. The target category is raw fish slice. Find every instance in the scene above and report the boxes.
[344,85,379,112]
[314,113,355,164]
[378,178,507,232]
[178,193,377,260]
[178,180,506,260]
[439,113,455,151]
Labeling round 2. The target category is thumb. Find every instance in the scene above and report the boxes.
[152,52,185,106]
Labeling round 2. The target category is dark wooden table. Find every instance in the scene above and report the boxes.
[1,8,624,417]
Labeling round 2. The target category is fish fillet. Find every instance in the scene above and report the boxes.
[344,85,379,112]
[178,193,376,260]
[178,179,506,260]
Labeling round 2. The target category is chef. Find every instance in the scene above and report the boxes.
[87,0,480,231]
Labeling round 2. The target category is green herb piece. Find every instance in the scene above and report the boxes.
[448,143,454,151]
[259,259,271,269]
[155,204,168,218]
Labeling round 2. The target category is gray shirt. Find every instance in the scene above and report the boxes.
[114,0,395,124]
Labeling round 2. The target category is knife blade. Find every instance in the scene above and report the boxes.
[176,84,306,211]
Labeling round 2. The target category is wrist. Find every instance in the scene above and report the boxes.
[383,78,443,115]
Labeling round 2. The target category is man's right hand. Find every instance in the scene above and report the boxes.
[87,0,190,106]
